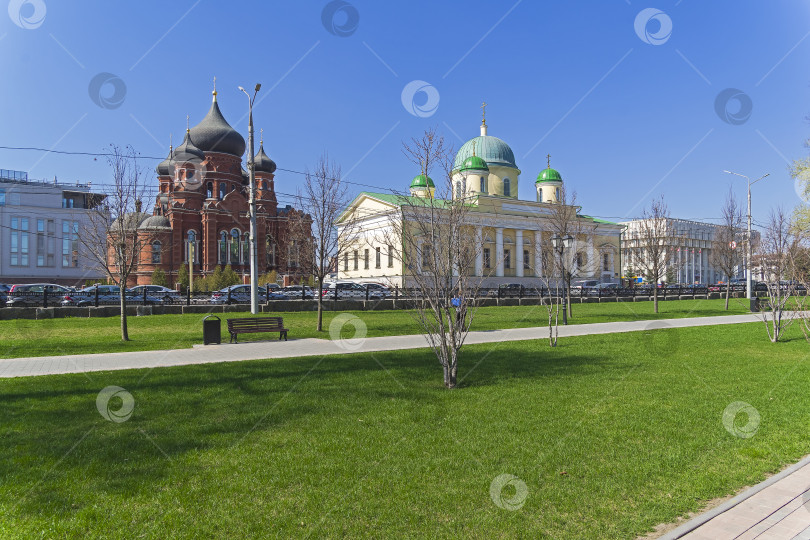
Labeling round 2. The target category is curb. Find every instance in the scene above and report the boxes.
[658,454,810,539]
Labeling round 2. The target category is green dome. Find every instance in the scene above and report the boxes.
[410,174,435,189]
[453,135,517,170]
[536,168,563,183]
[459,155,489,172]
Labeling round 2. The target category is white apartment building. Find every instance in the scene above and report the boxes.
[0,169,106,285]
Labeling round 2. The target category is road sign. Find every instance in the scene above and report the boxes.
[729,241,737,249]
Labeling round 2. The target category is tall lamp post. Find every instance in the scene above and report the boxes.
[239,83,262,314]
[723,170,769,301]
[551,233,574,325]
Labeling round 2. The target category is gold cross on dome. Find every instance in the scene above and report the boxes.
[260,128,263,145]
[186,115,190,132]
[213,76,217,96]
[481,101,487,126]
[547,153,551,168]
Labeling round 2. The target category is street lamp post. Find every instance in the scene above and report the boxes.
[551,233,574,325]
[239,83,262,315]
[723,170,769,301]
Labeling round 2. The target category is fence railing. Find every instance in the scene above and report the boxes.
[2,282,806,309]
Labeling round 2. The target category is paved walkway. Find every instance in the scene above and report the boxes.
[0,313,759,379]
[660,455,810,539]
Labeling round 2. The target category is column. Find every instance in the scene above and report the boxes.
[474,227,483,277]
[495,227,504,277]
[515,230,524,278]
[535,231,543,278]
[588,235,595,277]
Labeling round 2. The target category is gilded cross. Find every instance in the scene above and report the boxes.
[481,101,487,126]
[546,153,551,168]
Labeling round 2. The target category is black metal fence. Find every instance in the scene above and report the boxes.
[3,283,806,309]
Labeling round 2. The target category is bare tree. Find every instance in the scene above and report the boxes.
[531,243,564,346]
[380,128,485,388]
[710,189,744,310]
[757,207,798,343]
[624,196,672,313]
[79,145,154,340]
[293,155,356,332]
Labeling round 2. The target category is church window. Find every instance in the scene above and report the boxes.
[504,249,511,269]
[483,248,491,269]
[242,233,250,265]
[455,181,462,199]
[219,231,227,264]
[218,183,226,200]
[353,250,359,271]
[230,229,240,264]
[538,188,543,201]
[364,249,369,270]
[603,253,610,272]
[387,245,394,268]
[151,241,162,264]
[206,182,213,199]
[375,247,381,269]
[344,252,349,272]
[503,178,511,197]
[480,176,486,193]
[185,230,198,264]
[556,187,560,200]
[523,250,530,270]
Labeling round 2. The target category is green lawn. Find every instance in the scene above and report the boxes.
[1,322,808,538]
[0,298,750,358]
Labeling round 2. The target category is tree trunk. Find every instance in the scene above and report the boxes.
[119,283,129,341]
[724,282,730,310]
[316,277,324,332]
[444,361,457,389]
[653,285,659,314]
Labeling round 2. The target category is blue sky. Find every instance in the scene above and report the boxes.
[1,0,808,227]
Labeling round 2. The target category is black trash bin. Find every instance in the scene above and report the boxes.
[203,315,221,345]
[750,297,760,313]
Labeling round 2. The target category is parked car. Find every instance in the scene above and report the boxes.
[497,283,523,298]
[362,283,391,297]
[210,285,285,304]
[571,280,599,295]
[282,285,314,299]
[0,283,10,306]
[6,283,72,307]
[321,282,384,300]
[127,285,181,304]
[61,285,134,307]
[591,282,619,295]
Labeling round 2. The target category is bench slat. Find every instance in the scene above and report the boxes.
[226,317,288,343]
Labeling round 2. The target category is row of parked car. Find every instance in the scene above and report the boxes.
[0,280,398,307]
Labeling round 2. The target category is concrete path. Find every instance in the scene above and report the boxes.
[0,313,760,379]
[660,454,810,539]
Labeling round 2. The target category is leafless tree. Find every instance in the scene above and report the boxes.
[710,189,745,310]
[624,196,672,313]
[380,128,485,388]
[541,186,596,322]
[79,144,154,341]
[530,243,564,346]
[757,207,798,343]
[293,154,357,332]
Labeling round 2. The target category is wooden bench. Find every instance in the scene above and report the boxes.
[227,316,288,343]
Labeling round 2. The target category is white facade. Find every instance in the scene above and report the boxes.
[0,171,106,285]
[620,217,748,285]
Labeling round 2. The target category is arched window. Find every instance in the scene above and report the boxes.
[242,233,250,264]
[206,182,213,199]
[480,176,486,193]
[219,231,227,264]
[262,180,268,191]
[538,188,543,202]
[455,182,463,199]
[151,241,161,264]
[230,229,240,264]
[503,178,511,197]
[266,237,276,266]
[218,183,226,200]
[556,187,560,200]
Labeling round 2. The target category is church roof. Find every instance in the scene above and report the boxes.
[536,167,563,183]
[454,135,517,170]
[253,144,277,174]
[189,93,246,157]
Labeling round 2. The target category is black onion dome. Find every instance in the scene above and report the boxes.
[173,131,204,163]
[253,144,277,174]
[156,148,173,176]
[188,94,246,157]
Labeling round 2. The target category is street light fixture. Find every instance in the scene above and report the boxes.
[723,170,769,302]
[551,234,574,325]
[239,83,262,314]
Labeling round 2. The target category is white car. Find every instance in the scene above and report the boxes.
[321,282,385,300]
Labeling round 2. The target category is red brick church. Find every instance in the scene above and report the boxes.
[125,86,308,287]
